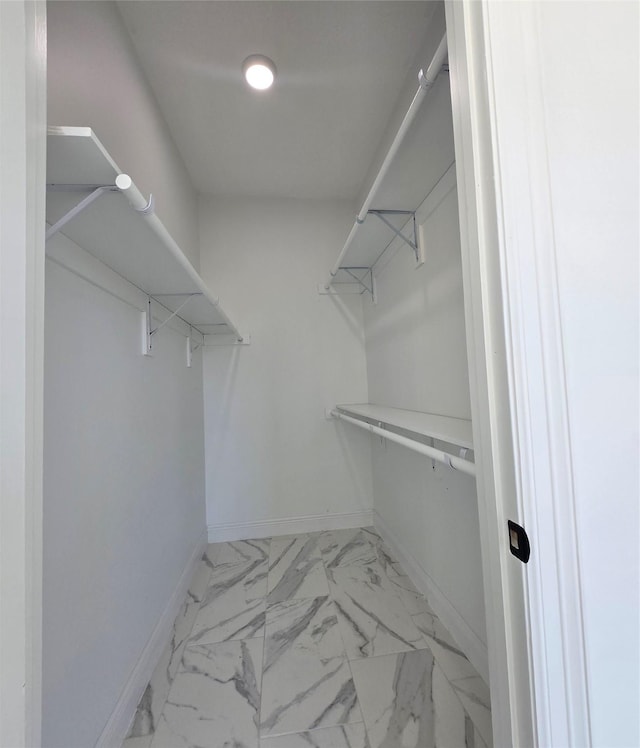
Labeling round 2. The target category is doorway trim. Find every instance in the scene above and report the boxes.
[446,1,591,746]
[0,2,46,745]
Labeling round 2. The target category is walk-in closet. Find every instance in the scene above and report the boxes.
[8,0,631,747]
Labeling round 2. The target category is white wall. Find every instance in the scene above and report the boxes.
[366,186,486,649]
[42,237,206,748]
[44,5,209,744]
[199,197,372,538]
[363,56,487,657]
[47,1,200,268]
[536,3,638,744]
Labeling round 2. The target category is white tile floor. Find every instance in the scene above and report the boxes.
[124,528,492,748]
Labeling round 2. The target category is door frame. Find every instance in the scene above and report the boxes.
[446,1,590,746]
[0,2,46,745]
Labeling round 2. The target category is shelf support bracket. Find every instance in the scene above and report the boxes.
[141,297,153,356]
[342,267,377,302]
[45,185,115,242]
[186,326,204,368]
[141,294,199,356]
[149,294,198,338]
[368,209,420,265]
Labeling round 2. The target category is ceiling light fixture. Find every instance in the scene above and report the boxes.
[242,54,276,91]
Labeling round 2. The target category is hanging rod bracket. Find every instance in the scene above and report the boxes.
[136,193,155,216]
[418,66,446,91]
[368,209,423,266]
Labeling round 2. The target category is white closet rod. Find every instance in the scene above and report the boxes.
[331,409,476,478]
[114,174,243,342]
[324,33,448,289]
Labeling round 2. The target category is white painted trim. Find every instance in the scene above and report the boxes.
[373,510,489,684]
[0,3,46,745]
[207,511,374,543]
[445,2,535,745]
[482,3,590,745]
[95,531,207,748]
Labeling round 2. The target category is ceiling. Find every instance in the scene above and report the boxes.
[117,1,436,201]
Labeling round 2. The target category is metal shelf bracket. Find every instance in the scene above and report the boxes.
[342,267,377,302]
[368,209,421,265]
[149,294,198,338]
[186,326,204,368]
[141,294,200,356]
[320,267,377,302]
[45,184,117,242]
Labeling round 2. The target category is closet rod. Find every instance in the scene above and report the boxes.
[324,33,448,290]
[114,174,244,342]
[331,408,476,478]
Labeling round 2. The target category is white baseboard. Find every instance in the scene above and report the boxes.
[96,530,207,748]
[373,510,489,684]
[207,510,374,543]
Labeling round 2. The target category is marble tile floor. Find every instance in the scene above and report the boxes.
[124,528,492,748]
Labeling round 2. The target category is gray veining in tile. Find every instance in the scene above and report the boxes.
[202,543,220,572]
[386,573,433,616]
[150,638,263,748]
[327,562,426,659]
[412,612,493,746]
[127,528,492,748]
[431,662,470,748]
[261,596,361,737]
[361,532,401,577]
[360,526,380,537]
[127,555,211,740]
[267,535,329,604]
[450,676,493,747]
[474,724,489,748]
[216,538,271,566]
[412,612,473,675]
[122,735,153,748]
[260,723,370,747]
[169,559,213,675]
[189,558,267,645]
[318,529,379,570]
[350,649,436,748]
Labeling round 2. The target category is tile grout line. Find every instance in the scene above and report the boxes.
[257,536,272,746]
[320,530,374,747]
[145,550,214,748]
[386,556,493,745]
[328,527,492,747]
[146,531,492,748]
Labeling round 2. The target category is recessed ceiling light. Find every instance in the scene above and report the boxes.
[242,55,276,91]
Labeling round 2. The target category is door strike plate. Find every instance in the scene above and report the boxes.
[507,520,531,563]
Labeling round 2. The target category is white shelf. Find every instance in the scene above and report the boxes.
[329,72,454,286]
[46,126,242,338]
[334,403,473,450]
